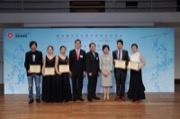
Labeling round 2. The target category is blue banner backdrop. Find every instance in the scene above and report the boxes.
[3,28,174,94]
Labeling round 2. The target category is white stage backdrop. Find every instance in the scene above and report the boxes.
[3,28,174,94]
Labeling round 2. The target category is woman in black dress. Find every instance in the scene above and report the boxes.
[127,43,146,103]
[42,45,56,102]
[55,46,72,102]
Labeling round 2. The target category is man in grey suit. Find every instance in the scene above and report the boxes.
[112,39,129,101]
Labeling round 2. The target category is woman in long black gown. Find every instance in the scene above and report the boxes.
[127,43,146,103]
[55,45,72,102]
[42,45,56,102]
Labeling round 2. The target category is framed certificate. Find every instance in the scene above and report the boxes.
[115,60,126,69]
[30,65,41,73]
[128,61,139,70]
[44,67,55,75]
[59,65,70,73]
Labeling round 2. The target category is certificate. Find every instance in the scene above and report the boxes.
[44,67,55,75]
[30,65,41,73]
[128,61,139,70]
[59,65,70,73]
[115,60,126,69]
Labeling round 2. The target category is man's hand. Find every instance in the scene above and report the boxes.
[28,69,32,74]
[88,72,92,77]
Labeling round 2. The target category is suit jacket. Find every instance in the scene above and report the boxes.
[112,49,129,70]
[24,50,43,76]
[86,51,100,76]
[69,49,86,74]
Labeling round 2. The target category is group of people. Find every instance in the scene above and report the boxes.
[24,39,146,104]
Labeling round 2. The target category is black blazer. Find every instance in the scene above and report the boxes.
[86,51,100,76]
[24,50,43,76]
[112,49,129,69]
[69,49,86,74]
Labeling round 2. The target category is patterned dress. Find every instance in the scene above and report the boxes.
[100,54,113,87]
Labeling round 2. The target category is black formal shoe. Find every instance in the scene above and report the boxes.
[28,99,34,104]
[88,98,93,102]
[73,99,77,102]
[132,99,139,103]
[78,98,84,101]
[92,96,100,100]
[64,100,68,103]
[36,99,41,103]
[120,97,125,101]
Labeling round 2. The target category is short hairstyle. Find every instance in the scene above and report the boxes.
[102,44,110,51]
[47,45,54,50]
[60,45,66,50]
[117,39,123,45]
[89,42,96,47]
[29,41,37,48]
[131,43,138,48]
[74,39,81,44]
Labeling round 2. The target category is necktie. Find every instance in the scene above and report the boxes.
[76,49,79,60]
[118,50,121,60]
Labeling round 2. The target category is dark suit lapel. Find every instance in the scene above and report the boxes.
[80,49,82,56]
[30,53,33,62]
[94,52,97,59]
[122,50,125,60]
[73,49,77,61]
[90,52,93,59]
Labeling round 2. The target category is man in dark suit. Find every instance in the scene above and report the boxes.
[69,39,86,101]
[24,41,43,104]
[112,39,129,101]
[86,42,100,102]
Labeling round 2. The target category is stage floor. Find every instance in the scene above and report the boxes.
[0,93,180,119]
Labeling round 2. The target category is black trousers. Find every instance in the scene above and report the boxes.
[87,75,98,98]
[114,69,127,97]
[71,73,84,99]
